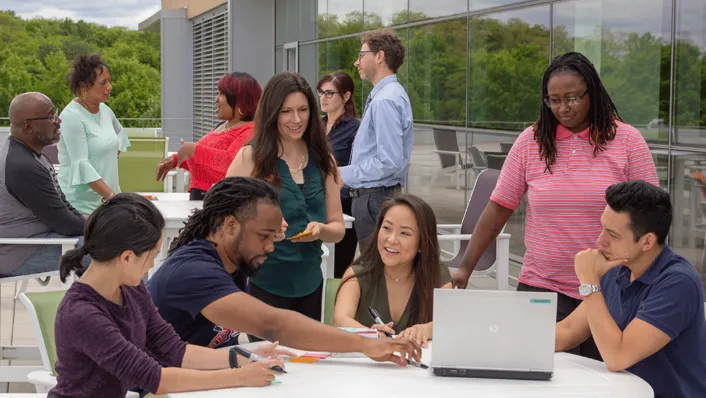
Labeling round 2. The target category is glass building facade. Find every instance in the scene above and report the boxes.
[275,0,706,286]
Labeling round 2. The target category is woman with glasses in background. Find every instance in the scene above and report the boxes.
[451,52,659,361]
[317,72,360,278]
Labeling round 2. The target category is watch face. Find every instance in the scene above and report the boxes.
[579,284,591,296]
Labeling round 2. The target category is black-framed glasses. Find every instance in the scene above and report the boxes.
[358,50,374,60]
[25,114,59,123]
[543,89,589,108]
[317,90,338,99]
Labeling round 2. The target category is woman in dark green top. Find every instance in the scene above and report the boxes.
[227,72,345,329]
[333,194,453,347]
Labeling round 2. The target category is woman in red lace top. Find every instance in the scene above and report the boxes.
[157,72,262,200]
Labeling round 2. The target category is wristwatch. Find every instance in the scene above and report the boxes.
[578,284,602,297]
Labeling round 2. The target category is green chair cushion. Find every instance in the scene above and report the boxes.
[24,290,67,376]
[119,137,166,192]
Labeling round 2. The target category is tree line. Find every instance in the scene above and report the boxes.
[317,10,706,140]
[0,10,160,126]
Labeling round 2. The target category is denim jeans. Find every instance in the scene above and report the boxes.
[1,232,88,277]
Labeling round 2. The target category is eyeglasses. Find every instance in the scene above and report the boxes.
[25,114,59,123]
[357,50,374,60]
[543,89,589,108]
[317,90,338,99]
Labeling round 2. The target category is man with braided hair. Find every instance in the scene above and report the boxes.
[148,177,421,366]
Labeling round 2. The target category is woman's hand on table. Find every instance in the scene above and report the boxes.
[398,324,431,348]
[361,335,422,366]
[234,358,282,387]
[370,322,395,337]
[253,341,297,362]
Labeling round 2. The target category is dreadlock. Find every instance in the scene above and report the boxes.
[168,177,280,255]
[533,51,622,172]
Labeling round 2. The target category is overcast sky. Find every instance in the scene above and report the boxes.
[4,0,161,30]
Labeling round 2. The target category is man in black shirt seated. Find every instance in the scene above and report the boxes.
[0,92,86,277]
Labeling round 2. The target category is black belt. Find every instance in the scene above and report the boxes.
[349,185,401,198]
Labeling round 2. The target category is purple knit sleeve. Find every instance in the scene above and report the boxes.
[63,305,164,394]
[143,290,188,367]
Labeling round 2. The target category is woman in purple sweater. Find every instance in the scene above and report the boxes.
[50,193,288,398]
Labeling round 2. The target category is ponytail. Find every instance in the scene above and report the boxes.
[60,193,165,280]
[60,247,88,283]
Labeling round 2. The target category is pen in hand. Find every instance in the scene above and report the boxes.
[231,346,287,374]
[368,307,394,337]
[368,307,430,370]
[405,358,429,369]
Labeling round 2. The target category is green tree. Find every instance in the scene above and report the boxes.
[0,10,160,127]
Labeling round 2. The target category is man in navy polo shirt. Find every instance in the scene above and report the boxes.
[555,179,706,397]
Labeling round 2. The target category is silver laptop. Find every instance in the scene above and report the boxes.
[431,289,557,381]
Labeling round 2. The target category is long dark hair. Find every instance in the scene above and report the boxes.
[251,72,338,187]
[534,51,622,172]
[339,194,442,326]
[59,193,165,282]
[169,177,280,255]
[317,71,357,128]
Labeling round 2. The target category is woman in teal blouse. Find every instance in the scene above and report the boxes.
[227,72,345,328]
[58,54,130,214]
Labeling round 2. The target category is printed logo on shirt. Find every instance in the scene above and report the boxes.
[208,325,240,348]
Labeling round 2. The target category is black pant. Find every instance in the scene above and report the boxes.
[351,185,402,244]
[247,281,323,342]
[334,197,358,279]
[517,282,603,361]
[189,188,207,201]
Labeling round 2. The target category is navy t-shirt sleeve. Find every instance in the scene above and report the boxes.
[635,271,701,340]
[165,259,241,318]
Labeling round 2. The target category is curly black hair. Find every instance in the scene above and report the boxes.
[534,52,622,172]
[68,54,110,95]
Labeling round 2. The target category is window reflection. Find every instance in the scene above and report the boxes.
[301,0,706,292]
[404,20,468,223]
[675,0,706,146]
[326,0,363,36]
[298,43,319,91]
[409,0,467,21]
[468,8,550,131]
[553,0,672,144]
[408,20,467,126]
[470,0,528,11]
[363,0,408,29]
[318,0,327,38]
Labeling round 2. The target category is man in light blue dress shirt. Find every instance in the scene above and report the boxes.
[338,28,414,243]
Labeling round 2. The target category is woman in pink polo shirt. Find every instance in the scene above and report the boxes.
[453,52,658,360]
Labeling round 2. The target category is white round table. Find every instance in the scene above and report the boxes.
[165,344,653,397]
